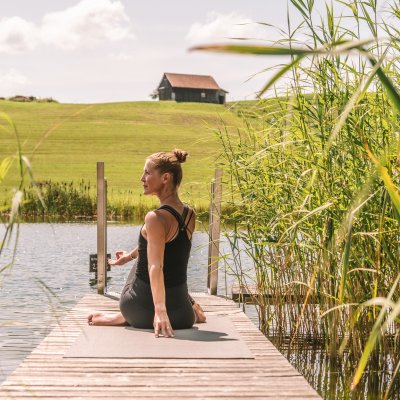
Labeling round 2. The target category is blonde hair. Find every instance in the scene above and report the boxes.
[148,149,188,187]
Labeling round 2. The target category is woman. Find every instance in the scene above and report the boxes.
[88,149,205,338]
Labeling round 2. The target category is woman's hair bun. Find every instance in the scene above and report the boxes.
[173,149,188,163]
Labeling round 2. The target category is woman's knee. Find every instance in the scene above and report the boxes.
[169,304,195,329]
[120,297,153,328]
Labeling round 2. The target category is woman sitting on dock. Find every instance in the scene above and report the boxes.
[88,149,205,338]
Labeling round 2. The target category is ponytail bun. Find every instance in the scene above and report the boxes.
[173,149,188,163]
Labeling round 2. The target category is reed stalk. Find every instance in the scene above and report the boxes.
[0,113,39,274]
[194,0,400,393]
[9,179,213,223]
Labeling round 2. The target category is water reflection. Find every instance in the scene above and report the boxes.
[1,223,398,400]
[274,337,400,400]
[0,223,243,384]
[89,275,112,287]
[248,312,400,400]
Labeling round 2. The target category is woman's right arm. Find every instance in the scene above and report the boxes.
[108,247,138,266]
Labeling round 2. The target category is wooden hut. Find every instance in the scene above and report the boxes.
[157,73,227,104]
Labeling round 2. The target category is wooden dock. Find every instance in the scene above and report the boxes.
[0,293,321,399]
[231,283,313,304]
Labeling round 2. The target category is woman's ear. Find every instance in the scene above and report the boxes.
[162,172,171,184]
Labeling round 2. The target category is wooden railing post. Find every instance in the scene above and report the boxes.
[207,169,223,295]
[97,162,107,295]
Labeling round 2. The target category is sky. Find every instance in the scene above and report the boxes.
[0,0,383,104]
[0,0,297,103]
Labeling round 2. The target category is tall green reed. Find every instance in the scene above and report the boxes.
[0,113,41,274]
[17,179,213,223]
[193,0,400,390]
[1,105,92,273]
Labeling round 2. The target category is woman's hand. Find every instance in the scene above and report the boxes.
[153,305,174,338]
[108,250,133,266]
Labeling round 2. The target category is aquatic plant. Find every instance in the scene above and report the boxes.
[193,0,400,394]
[17,179,212,223]
[0,112,41,274]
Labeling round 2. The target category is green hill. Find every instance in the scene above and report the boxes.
[1,100,244,213]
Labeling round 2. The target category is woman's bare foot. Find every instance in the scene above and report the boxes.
[87,312,128,326]
[193,303,206,323]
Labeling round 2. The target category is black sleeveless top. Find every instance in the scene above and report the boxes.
[135,205,194,288]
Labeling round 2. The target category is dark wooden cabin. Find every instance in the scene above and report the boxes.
[157,73,227,104]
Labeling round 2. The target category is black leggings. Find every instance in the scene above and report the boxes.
[119,264,195,329]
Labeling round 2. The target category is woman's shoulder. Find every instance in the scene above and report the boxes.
[183,205,195,233]
[144,210,166,229]
[146,204,195,222]
[184,204,195,212]
[185,205,195,222]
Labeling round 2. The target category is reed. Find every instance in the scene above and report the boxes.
[194,0,400,393]
[13,179,214,223]
[270,334,400,399]
[20,180,96,220]
[0,113,40,274]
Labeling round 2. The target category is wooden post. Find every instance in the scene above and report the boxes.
[207,179,215,292]
[97,162,107,295]
[104,177,108,286]
[207,169,223,295]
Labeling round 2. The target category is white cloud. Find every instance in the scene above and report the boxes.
[0,17,39,54]
[186,12,265,45]
[109,52,135,61]
[40,0,134,50]
[0,69,29,87]
[0,0,134,54]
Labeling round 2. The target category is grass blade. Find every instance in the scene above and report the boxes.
[257,56,304,97]
[0,157,14,184]
[351,274,400,389]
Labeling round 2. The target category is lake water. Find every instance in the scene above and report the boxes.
[1,223,398,399]
[0,223,257,384]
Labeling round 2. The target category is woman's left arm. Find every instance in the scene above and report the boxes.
[145,211,174,338]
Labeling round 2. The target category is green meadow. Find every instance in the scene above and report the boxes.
[0,100,244,214]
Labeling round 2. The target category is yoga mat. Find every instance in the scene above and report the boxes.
[64,315,254,359]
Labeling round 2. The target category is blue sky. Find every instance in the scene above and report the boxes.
[0,0,298,103]
[0,0,382,103]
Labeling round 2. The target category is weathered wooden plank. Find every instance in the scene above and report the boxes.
[0,386,319,394]
[96,162,107,295]
[1,293,321,399]
[207,169,223,295]
[231,283,316,304]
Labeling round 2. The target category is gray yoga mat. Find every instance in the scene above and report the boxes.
[64,315,254,359]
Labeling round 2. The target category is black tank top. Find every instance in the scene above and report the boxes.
[135,205,194,288]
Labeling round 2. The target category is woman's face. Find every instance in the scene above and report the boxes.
[140,159,163,195]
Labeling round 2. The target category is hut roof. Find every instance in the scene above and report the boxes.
[164,73,226,91]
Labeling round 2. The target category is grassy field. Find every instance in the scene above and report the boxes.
[0,100,244,212]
